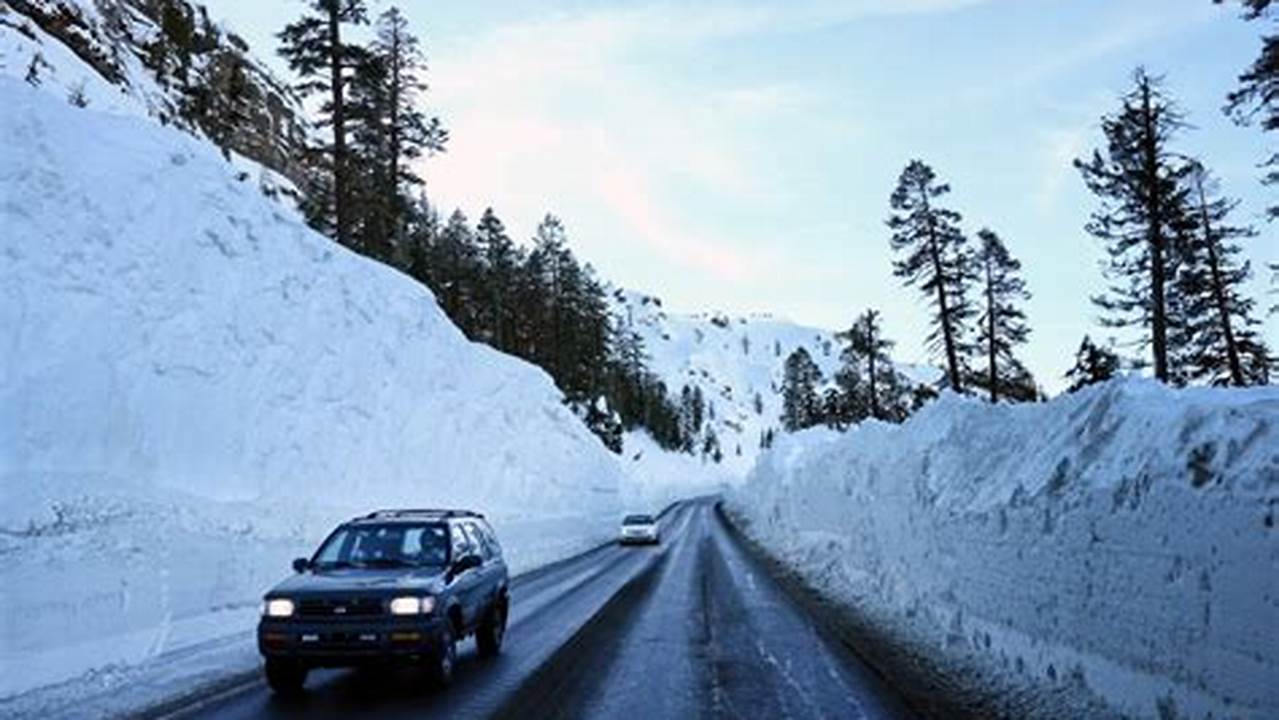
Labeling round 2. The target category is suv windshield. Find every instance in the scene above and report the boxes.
[623,514,655,526]
[312,522,450,569]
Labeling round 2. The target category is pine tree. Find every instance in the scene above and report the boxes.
[887,160,975,392]
[1075,69,1192,383]
[831,361,864,425]
[475,209,522,353]
[677,385,697,452]
[780,348,823,431]
[702,426,721,461]
[973,229,1033,402]
[345,50,394,257]
[836,309,894,420]
[430,209,483,334]
[278,0,369,248]
[821,387,850,430]
[878,369,919,422]
[1215,0,1279,217]
[345,8,447,260]
[568,263,612,401]
[403,196,440,282]
[1173,162,1271,385]
[526,215,569,374]
[692,387,706,434]
[559,255,598,397]
[372,7,446,197]
[1065,336,1122,392]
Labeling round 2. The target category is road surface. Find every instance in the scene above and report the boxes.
[164,499,914,720]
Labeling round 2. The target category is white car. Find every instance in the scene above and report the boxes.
[619,513,660,545]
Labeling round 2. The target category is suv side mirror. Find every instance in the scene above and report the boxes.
[292,557,311,573]
[452,553,481,575]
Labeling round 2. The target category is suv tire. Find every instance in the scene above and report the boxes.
[264,658,308,696]
[430,624,457,688]
[476,599,507,658]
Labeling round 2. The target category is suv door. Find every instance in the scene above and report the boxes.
[448,522,482,629]
[462,521,500,610]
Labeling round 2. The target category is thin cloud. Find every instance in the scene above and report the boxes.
[962,4,1220,103]
[417,3,808,280]
[416,0,998,281]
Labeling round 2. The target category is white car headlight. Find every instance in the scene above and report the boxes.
[389,596,436,615]
[263,598,295,618]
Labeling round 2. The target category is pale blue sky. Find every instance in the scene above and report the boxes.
[207,0,1277,390]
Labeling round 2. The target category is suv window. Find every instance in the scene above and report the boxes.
[313,523,449,567]
[459,522,486,560]
[465,521,499,560]
[450,522,476,559]
[478,521,502,558]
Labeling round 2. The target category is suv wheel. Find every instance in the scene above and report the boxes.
[476,599,507,658]
[430,625,457,688]
[264,658,308,696]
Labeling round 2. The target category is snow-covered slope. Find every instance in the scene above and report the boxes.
[0,76,625,698]
[728,379,1279,718]
[612,289,936,479]
[2,0,306,198]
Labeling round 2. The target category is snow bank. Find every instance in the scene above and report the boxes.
[0,77,625,698]
[728,379,1279,719]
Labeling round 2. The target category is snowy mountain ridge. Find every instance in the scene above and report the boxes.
[611,287,940,478]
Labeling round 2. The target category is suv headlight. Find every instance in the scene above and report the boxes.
[389,596,436,616]
[263,598,295,618]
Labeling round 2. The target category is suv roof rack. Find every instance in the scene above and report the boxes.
[358,508,485,520]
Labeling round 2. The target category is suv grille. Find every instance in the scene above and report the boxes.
[296,597,384,617]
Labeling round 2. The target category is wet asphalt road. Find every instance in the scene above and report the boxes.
[168,499,914,720]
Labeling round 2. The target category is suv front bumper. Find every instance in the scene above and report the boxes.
[258,616,449,667]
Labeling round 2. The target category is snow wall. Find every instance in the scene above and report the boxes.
[0,78,625,697]
[728,379,1279,719]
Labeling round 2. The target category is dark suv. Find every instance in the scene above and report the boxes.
[257,509,509,694]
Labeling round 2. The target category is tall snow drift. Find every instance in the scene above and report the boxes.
[729,379,1279,718]
[0,77,623,697]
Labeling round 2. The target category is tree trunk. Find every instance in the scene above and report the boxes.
[1195,176,1245,386]
[985,255,998,403]
[388,32,400,199]
[551,264,563,380]
[385,22,402,262]
[921,191,963,392]
[930,237,963,392]
[1139,78,1170,383]
[867,320,879,420]
[327,4,350,249]
[1150,238,1169,381]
